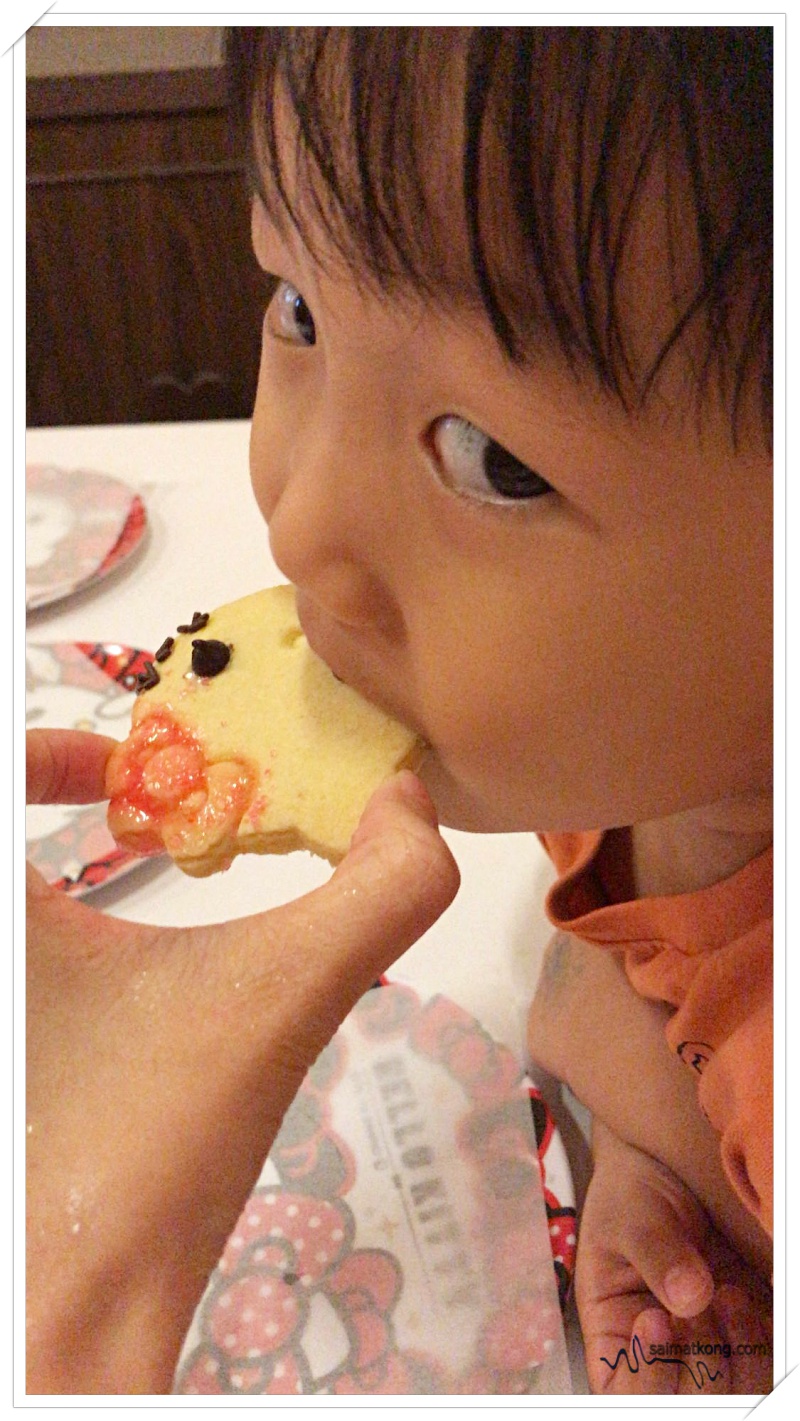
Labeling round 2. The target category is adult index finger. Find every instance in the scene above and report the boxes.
[26,728,119,805]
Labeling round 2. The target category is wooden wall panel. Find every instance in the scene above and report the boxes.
[27,68,265,426]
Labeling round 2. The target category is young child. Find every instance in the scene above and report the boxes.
[227,24,773,1392]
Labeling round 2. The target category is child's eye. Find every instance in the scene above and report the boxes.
[429,415,552,502]
[266,279,316,346]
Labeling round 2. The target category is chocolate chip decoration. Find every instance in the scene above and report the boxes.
[191,638,232,678]
[154,636,175,663]
[135,661,160,694]
[177,612,210,634]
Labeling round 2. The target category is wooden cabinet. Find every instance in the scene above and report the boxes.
[27,68,265,425]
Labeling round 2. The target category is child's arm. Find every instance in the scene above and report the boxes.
[527,932,771,1278]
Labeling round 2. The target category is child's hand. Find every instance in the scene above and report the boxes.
[529,931,772,1278]
[576,1120,772,1395]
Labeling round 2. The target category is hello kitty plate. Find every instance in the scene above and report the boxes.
[176,983,576,1396]
[26,464,147,611]
[26,640,157,895]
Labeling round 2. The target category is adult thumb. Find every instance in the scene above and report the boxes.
[203,770,460,1069]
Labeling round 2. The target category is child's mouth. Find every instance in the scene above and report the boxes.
[296,588,412,725]
[296,592,448,819]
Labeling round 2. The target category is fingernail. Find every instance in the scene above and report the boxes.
[394,768,425,793]
[349,772,436,853]
[664,1265,712,1314]
[384,770,436,817]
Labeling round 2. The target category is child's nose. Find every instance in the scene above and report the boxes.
[262,414,399,633]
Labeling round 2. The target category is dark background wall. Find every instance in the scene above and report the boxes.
[26,26,265,426]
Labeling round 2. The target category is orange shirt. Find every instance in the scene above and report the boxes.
[539,831,773,1238]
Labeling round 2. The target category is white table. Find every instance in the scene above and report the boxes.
[26,420,589,1388]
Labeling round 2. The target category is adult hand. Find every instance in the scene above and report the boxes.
[26,729,459,1395]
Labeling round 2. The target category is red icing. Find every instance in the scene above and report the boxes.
[106,709,253,861]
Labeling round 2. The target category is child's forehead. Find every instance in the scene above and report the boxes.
[242,26,771,443]
[256,71,680,387]
[252,43,478,297]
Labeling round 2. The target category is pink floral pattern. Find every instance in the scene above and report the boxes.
[176,986,574,1395]
[178,1190,446,1395]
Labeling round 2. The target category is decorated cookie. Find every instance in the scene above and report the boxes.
[105,585,422,876]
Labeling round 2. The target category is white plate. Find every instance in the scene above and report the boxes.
[26,640,156,895]
[26,464,147,611]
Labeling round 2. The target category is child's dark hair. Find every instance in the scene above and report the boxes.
[227,26,772,444]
